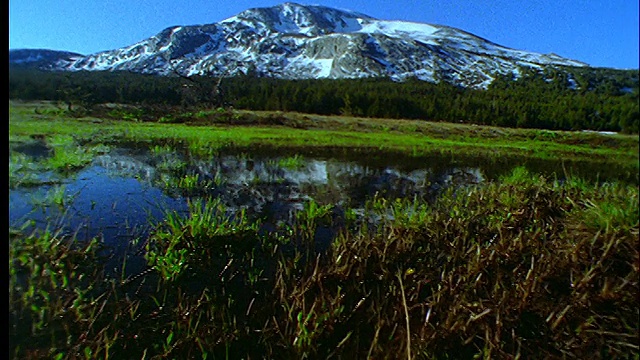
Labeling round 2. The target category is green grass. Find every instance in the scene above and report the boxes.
[9,227,108,359]
[9,101,639,172]
[45,135,96,172]
[146,197,260,281]
[278,154,306,170]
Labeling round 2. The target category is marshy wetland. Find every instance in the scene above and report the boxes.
[9,101,639,359]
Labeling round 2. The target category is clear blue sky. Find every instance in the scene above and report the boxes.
[8,0,640,69]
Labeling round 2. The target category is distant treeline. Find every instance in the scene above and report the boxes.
[8,66,639,133]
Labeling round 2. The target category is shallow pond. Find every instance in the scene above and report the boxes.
[9,142,637,263]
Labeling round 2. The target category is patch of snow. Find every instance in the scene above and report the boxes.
[314,58,334,77]
[581,130,618,135]
[567,77,578,90]
[357,20,439,43]
[332,16,363,32]
[220,15,240,24]
[411,68,436,81]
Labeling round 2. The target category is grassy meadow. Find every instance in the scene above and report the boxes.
[8,100,639,167]
[8,100,639,359]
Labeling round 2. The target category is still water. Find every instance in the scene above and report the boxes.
[9,143,636,258]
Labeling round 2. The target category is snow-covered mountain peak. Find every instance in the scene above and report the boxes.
[222,2,374,36]
[12,2,590,88]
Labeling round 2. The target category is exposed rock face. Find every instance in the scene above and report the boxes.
[9,2,588,88]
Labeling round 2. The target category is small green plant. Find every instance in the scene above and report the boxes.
[46,135,94,172]
[150,144,175,156]
[178,173,200,191]
[28,185,79,212]
[388,197,431,229]
[49,185,70,209]
[146,197,259,281]
[499,166,544,186]
[157,157,187,173]
[187,138,225,158]
[278,154,305,170]
[9,152,44,188]
[580,185,639,232]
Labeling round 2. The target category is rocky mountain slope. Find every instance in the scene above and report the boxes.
[10,2,589,88]
[9,49,83,69]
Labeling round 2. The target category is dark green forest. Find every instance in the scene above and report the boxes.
[8,66,639,133]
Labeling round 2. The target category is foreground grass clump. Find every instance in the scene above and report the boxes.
[9,227,111,359]
[9,169,639,359]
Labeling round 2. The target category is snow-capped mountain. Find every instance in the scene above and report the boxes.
[12,2,589,88]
